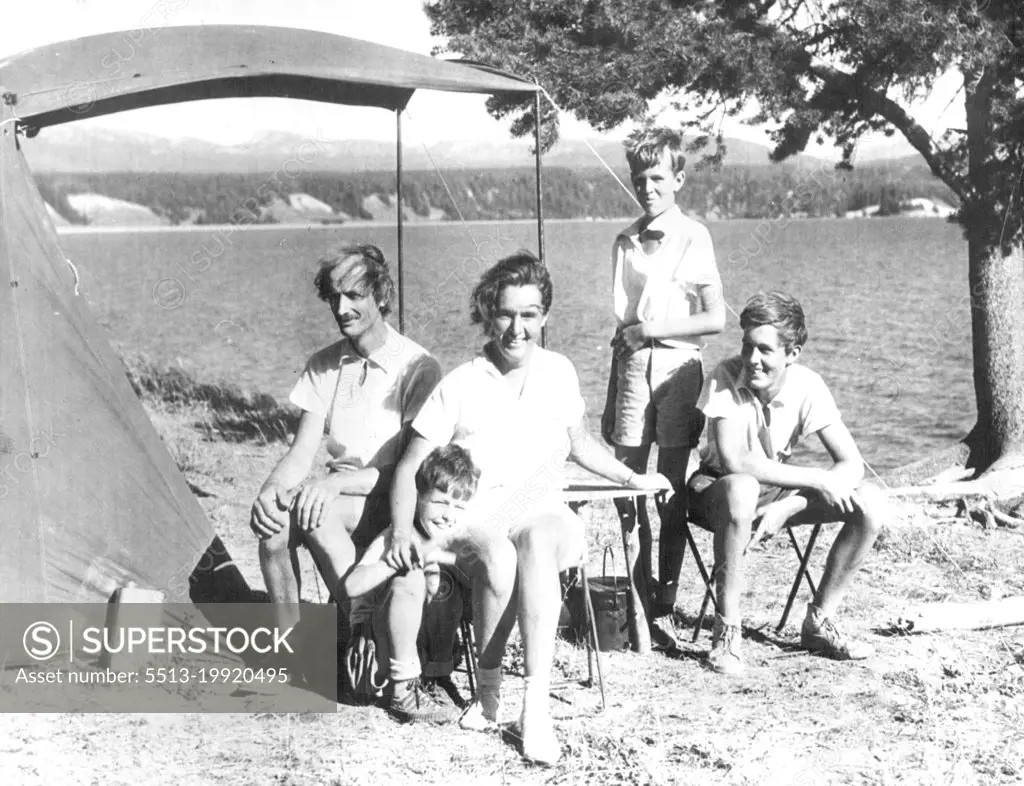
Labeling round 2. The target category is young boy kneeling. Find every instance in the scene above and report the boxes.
[690,291,886,675]
[344,444,480,722]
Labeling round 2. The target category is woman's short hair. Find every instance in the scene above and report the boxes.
[470,251,553,327]
[624,126,687,175]
[739,291,809,350]
[313,243,395,317]
[414,444,481,501]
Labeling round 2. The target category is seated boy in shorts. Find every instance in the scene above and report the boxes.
[690,291,886,675]
[344,444,480,722]
[603,125,726,639]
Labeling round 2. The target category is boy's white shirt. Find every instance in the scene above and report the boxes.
[612,204,722,351]
[696,356,843,474]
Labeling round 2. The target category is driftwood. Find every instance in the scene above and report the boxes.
[884,456,1024,501]
[895,597,1024,633]
[991,506,1024,529]
[885,484,1024,529]
[888,481,995,502]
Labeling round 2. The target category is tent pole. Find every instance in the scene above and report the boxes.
[396,109,405,335]
[534,90,546,348]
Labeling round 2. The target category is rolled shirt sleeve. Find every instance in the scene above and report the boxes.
[680,223,722,300]
[696,360,744,422]
[289,346,335,416]
[798,373,842,437]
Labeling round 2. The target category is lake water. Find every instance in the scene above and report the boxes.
[58,217,974,473]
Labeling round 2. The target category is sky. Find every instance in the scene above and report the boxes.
[2,0,965,158]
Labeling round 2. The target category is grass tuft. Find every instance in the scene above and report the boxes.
[121,353,299,444]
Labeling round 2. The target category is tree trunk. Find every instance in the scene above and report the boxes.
[966,239,1024,473]
[964,72,1024,476]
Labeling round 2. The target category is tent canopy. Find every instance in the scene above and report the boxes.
[0,26,542,604]
[0,25,539,129]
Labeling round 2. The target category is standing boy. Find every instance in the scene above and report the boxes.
[690,291,885,675]
[603,126,726,641]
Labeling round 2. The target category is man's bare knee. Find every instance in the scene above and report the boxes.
[853,482,887,539]
[259,528,293,560]
[323,495,369,536]
[305,520,354,553]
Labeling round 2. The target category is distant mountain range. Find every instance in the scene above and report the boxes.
[20,125,924,175]
[27,124,951,228]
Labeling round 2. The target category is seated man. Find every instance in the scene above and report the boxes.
[690,291,885,675]
[249,243,442,631]
[344,444,480,723]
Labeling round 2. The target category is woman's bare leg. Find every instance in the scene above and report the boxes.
[449,525,518,725]
[511,510,585,765]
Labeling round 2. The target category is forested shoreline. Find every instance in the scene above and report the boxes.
[37,163,956,226]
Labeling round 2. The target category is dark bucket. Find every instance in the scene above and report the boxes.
[566,547,630,652]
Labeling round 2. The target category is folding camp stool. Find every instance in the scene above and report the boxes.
[682,509,835,640]
[456,562,607,712]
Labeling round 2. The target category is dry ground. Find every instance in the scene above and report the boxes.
[3,396,1024,785]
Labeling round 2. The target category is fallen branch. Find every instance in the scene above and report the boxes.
[956,498,995,529]
[886,468,1024,502]
[887,481,994,501]
[991,506,1024,529]
[894,597,1024,633]
[924,466,976,484]
[954,498,1024,530]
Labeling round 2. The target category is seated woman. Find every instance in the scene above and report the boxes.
[249,243,442,631]
[385,251,670,764]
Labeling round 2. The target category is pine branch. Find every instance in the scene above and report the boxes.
[808,62,970,200]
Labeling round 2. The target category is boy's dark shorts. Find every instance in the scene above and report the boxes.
[686,467,791,522]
